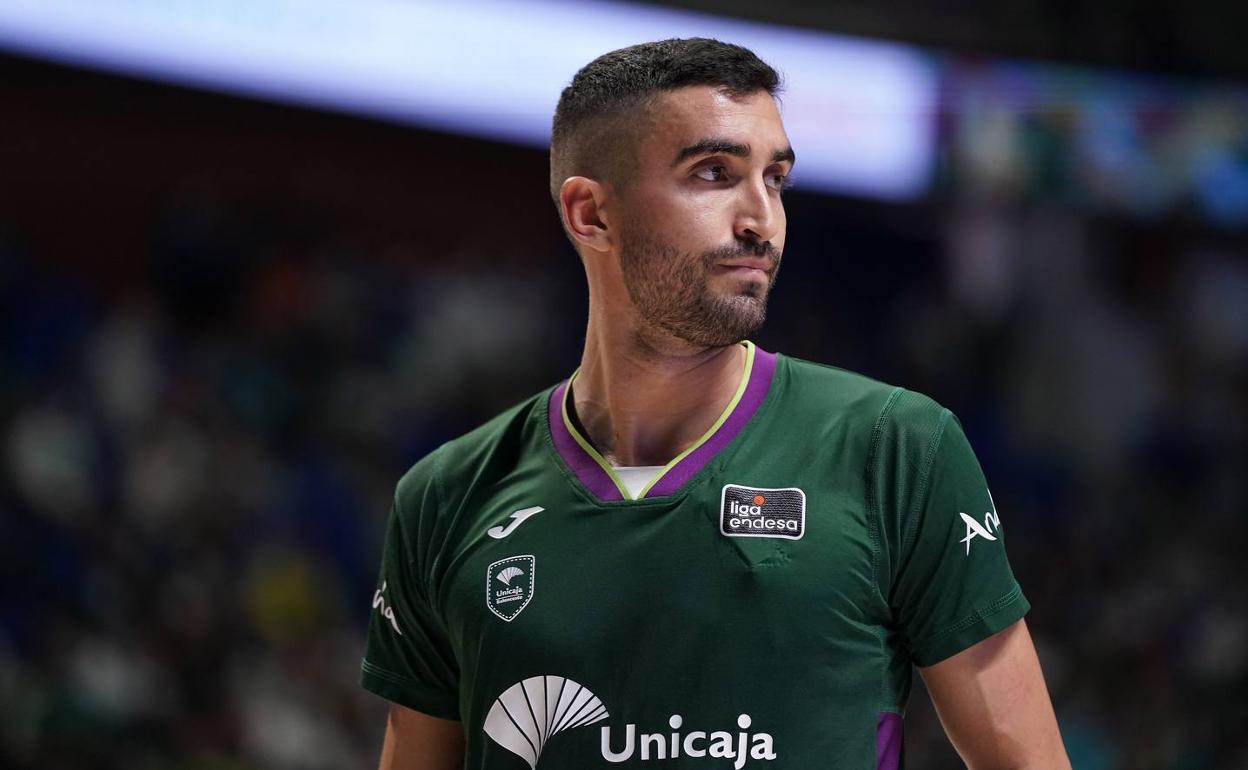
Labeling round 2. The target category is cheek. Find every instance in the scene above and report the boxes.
[674,193,735,238]
[626,180,735,248]
[649,196,722,246]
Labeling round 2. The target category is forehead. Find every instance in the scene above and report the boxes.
[641,86,789,163]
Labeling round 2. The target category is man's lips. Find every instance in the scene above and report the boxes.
[720,258,771,270]
[717,258,773,277]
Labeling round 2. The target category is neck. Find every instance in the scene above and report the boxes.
[571,312,747,467]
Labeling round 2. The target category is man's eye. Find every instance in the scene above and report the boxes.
[767,173,791,192]
[694,165,728,182]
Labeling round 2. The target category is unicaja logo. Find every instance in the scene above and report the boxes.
[497,566,526,585]
[483,676,608,768]
[483,676,777,768]
[601,713,776,769]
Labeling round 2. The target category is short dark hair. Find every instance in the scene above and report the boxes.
[549,38,781,206]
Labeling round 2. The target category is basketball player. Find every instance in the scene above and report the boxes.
[362,38,1069,769]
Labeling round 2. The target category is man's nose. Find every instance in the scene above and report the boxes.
[734,179,781,245]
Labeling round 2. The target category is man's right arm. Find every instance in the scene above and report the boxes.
[378,704,464,770]
[368,459,464,769]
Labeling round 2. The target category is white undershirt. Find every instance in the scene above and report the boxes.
[612,465,665,499]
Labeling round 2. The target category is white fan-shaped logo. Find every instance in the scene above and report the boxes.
[496,566,525,586]
[483,676,609,768]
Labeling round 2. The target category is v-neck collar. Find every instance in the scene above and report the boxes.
[547,342,778,502]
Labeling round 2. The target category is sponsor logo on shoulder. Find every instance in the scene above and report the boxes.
[484,675,777,768]
[959,489,1002,555]
[372,581,403,636]
[488,506,545,539]
[487,555,535,621]
[720,485,805,540]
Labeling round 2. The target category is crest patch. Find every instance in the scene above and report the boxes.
[487,555,535,622]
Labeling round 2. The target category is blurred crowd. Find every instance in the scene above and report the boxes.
[0,188,581,770]
[3,155,1247,770]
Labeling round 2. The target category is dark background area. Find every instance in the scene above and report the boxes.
[663,0,1248,81]
[2,3,1247,768]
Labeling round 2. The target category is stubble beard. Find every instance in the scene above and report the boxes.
[619,231,781,349]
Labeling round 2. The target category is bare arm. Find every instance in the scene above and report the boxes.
[377,704,465,770]
[919,619,1070,770]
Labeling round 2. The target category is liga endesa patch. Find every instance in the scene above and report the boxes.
[720,485,806,540]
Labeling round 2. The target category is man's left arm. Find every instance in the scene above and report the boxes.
[920,619,1069,769]
[876,397,1068,766]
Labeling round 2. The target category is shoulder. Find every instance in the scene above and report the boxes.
[776,354,948,439]
[394,386,556,515]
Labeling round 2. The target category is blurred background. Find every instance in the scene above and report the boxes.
[1,1,1246,768]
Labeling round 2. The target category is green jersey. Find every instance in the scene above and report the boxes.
[361,342,1028,769]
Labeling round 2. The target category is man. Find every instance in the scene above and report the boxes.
[362,38,1069,769]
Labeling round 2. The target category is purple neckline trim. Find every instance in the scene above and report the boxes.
[644,347,776,497]
[876,712,902,770]
[548,380,624,501]
[547,346,778,502]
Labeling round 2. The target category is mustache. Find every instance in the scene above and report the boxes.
[704,238,783,266]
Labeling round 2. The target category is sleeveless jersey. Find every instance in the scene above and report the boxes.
[361,343,1028,769]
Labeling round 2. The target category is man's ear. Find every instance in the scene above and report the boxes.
[559,176,613,254]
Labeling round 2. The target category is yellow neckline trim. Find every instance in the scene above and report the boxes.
[561,341,756,501]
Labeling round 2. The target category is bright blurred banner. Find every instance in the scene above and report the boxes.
[942,59,1248,227]
[0,0,938,201]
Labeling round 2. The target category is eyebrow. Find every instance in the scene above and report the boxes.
[771,146,796,165]
[672,138,796,167]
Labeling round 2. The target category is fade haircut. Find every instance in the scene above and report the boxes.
[549,38,781,208]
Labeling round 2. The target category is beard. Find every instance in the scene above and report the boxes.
[618,230,782,348]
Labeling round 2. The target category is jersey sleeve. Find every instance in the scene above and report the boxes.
[873,390,1030,667]
[360,457,461,719]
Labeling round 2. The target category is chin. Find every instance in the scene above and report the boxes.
[721,271,771,295]
[710,296,768,339]
[717,280,767,302]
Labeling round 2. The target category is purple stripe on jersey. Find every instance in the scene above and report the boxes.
[547,381,625,502]
[876,712,902,770]
[643,346,777,498]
